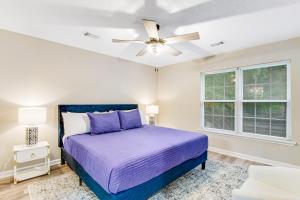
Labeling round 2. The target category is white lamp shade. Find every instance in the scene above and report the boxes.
[18,107,47,125]
[146,105,159,115]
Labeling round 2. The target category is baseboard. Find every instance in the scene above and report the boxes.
[209,146,300,168]
[0,159,61,180]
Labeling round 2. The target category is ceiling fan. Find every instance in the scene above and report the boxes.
[112,19,200,56]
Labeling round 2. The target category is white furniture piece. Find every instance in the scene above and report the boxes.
[232,165,300,200]
[13,141,50,184]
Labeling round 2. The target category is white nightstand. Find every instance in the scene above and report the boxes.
[13,141,50,184]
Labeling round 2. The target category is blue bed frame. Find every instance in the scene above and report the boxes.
[58,104,207,200]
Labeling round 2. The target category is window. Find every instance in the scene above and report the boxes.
[201,61,291,141]
[203,70,236,131]
[242,65,288,138]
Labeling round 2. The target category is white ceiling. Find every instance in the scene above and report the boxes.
[1,0,300,67]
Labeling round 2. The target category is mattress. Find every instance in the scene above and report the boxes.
[64,125,208,194]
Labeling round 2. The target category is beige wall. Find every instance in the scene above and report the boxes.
[158,37,300,166]
[0,29,157,172]
[1,28,299,174]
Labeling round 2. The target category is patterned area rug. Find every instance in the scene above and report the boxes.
[28,159,248,200]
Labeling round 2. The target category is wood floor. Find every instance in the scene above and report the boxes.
[0,152,262,200]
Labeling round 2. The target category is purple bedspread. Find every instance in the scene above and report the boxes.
[64,126,208,194]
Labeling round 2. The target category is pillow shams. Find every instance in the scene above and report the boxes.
[118,109,143,130]
[87,111,121,135]
[121,109,148,125]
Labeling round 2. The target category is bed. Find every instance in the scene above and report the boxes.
[58,104,208,200]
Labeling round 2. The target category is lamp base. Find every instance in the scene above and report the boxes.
[25,127,38,146]
[149,116,156,126]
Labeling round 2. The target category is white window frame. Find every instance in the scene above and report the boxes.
[200,60,292,143]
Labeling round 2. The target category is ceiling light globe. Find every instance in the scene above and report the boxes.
[151,44,162,55]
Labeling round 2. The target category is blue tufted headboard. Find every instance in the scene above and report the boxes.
[58,104,138,147]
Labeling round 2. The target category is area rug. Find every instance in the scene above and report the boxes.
[28,159,248,200]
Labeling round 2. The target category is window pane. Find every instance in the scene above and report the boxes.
[205,87,214,100]
[204,115,213,128]
[256,103,270,118]
[204,102,235,131]
[224,103,235,116]
[243,69,256,85]
[255,84,270,100]
[243,65,287,100]
[271,65,287,84]
[256,68,270,84]
[225,72,235,86]
[204,103,213,115]
[205,74,214,86]
[271,84,286,99]
[214,86,224,100]
[243,85,255,100]
[213,116,223,129]
[243,103,255,117]
[271,120,286,137]
[224,117,234,131]
[242,102,287,137]
[225,86,235,100]
[256,118,270,135]
[214,103,223,115]
[243,118,255,133]
[214,73,224,86]
[244,84,270,100]
[271,103,286,120]
[205,71,235,100]
[270,65,287,99]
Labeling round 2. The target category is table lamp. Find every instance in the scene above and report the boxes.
[18,107,47,146]
[146,105,159,126]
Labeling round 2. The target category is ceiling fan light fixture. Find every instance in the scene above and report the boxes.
[151,43,162,55]
[112,19,200,57]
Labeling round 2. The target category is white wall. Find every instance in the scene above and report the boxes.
[158,37,300,166]
[0,29,158,172]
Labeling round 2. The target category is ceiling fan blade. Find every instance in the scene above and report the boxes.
[143,20,159,40]
[112,39,144,44]
[136,46,149,56]
[163,32,200,44]
[164,45,182,56]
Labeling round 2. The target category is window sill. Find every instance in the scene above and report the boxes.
[197,128,297,146]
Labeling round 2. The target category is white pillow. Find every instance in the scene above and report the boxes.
[139,110,148,125]
[62,112,90,138]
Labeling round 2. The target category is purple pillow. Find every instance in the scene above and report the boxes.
[87,112,121,135]
[118,109,142,130]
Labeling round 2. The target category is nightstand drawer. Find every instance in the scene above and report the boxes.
[16,147,48,163]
